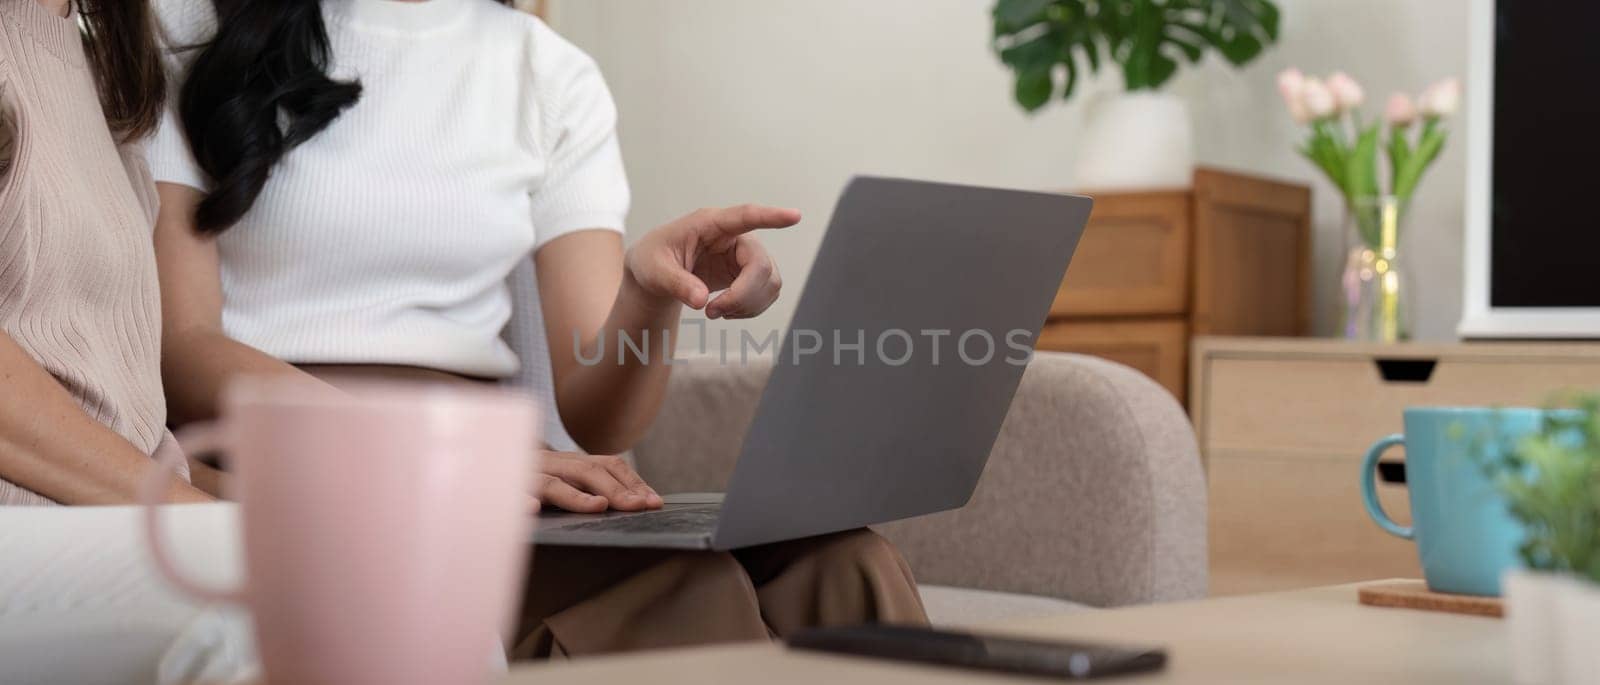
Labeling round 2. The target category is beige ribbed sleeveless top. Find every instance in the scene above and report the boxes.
[0,1,169,505]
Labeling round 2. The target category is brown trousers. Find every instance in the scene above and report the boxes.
[511,529,928,658]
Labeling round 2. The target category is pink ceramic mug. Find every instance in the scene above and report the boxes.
[140,378,539,685]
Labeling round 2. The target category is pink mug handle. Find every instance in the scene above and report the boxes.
[140,423,247,604]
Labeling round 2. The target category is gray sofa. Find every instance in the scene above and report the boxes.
[631,351,1208,625]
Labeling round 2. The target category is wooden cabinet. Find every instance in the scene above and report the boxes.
[1038,168,1311,403]
[1192,336,1600,596]
[1038,319,1187,398]
[1051,192,1192,317]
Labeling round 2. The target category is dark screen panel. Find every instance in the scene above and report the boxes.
[1491,0,1600,307]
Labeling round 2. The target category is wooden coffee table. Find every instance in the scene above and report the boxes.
[500,581,1509,684]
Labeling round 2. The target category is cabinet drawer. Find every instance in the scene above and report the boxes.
[1051,192,1190,318]
[1037,319,1186,400]
[1199,355,1600,456]
[1208,450,1420,596]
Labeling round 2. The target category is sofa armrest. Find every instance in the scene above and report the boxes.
[631,352,1207,607]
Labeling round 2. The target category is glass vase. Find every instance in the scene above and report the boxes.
[1340,195,1412,342]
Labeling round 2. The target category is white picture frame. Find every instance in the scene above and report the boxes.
[1458,0,1600,338]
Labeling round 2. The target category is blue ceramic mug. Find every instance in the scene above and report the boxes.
[1360,407,1539,597]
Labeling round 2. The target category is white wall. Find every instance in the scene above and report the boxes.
[550,0,1471,342]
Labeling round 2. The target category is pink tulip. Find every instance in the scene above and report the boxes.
[1301,78,1337,120]
[1326,71,1365,111]
[1277,68,1311,124]
[1385,93,1417,127]
[1420,78,1461,118]
[1277,68,1304,100]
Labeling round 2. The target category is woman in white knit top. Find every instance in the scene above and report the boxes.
[151,0,927,656]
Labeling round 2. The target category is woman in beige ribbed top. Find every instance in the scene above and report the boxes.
[0,0,209,505]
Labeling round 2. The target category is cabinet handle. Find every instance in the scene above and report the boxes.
[1374,359,1437,383]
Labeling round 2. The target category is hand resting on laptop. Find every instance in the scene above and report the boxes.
[534,451,665,514]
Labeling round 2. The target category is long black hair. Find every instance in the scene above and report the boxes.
[178,0,512,233]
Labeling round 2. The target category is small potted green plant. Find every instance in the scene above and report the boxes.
[1490,397,1600,683]
[991,0,1280,189]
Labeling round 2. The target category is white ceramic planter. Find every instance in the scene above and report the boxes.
[1070,91,1194,191]
[1505,570,1600,684]
[1556,576,1600,683]
[1505,570,1564,685]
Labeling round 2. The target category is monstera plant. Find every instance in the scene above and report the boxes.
[993,0,1281,111]
[989,0,1280,189]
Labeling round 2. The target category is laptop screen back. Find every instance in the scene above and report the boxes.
[712,177,1092,549]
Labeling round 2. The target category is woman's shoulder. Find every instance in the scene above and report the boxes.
[458,4,615,153]
[470,3,600,79]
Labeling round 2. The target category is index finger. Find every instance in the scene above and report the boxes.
[704,204,802,236]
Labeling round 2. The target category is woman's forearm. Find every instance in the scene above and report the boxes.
[162,328,326,425]
[555,270,683,454]
[0,333,211,505]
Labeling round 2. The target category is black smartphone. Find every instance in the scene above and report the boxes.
[788,624,1166,679]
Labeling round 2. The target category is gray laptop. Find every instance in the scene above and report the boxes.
[533,176,1092,550]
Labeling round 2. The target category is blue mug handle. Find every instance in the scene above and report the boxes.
[1361,434,1414,540]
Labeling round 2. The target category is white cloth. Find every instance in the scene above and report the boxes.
[146,0,630,381]
[0,504,510,684]
[0,504,252,685]
[157,607,259,685]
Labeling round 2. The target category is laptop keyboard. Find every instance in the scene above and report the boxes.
[546,506,720,535]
